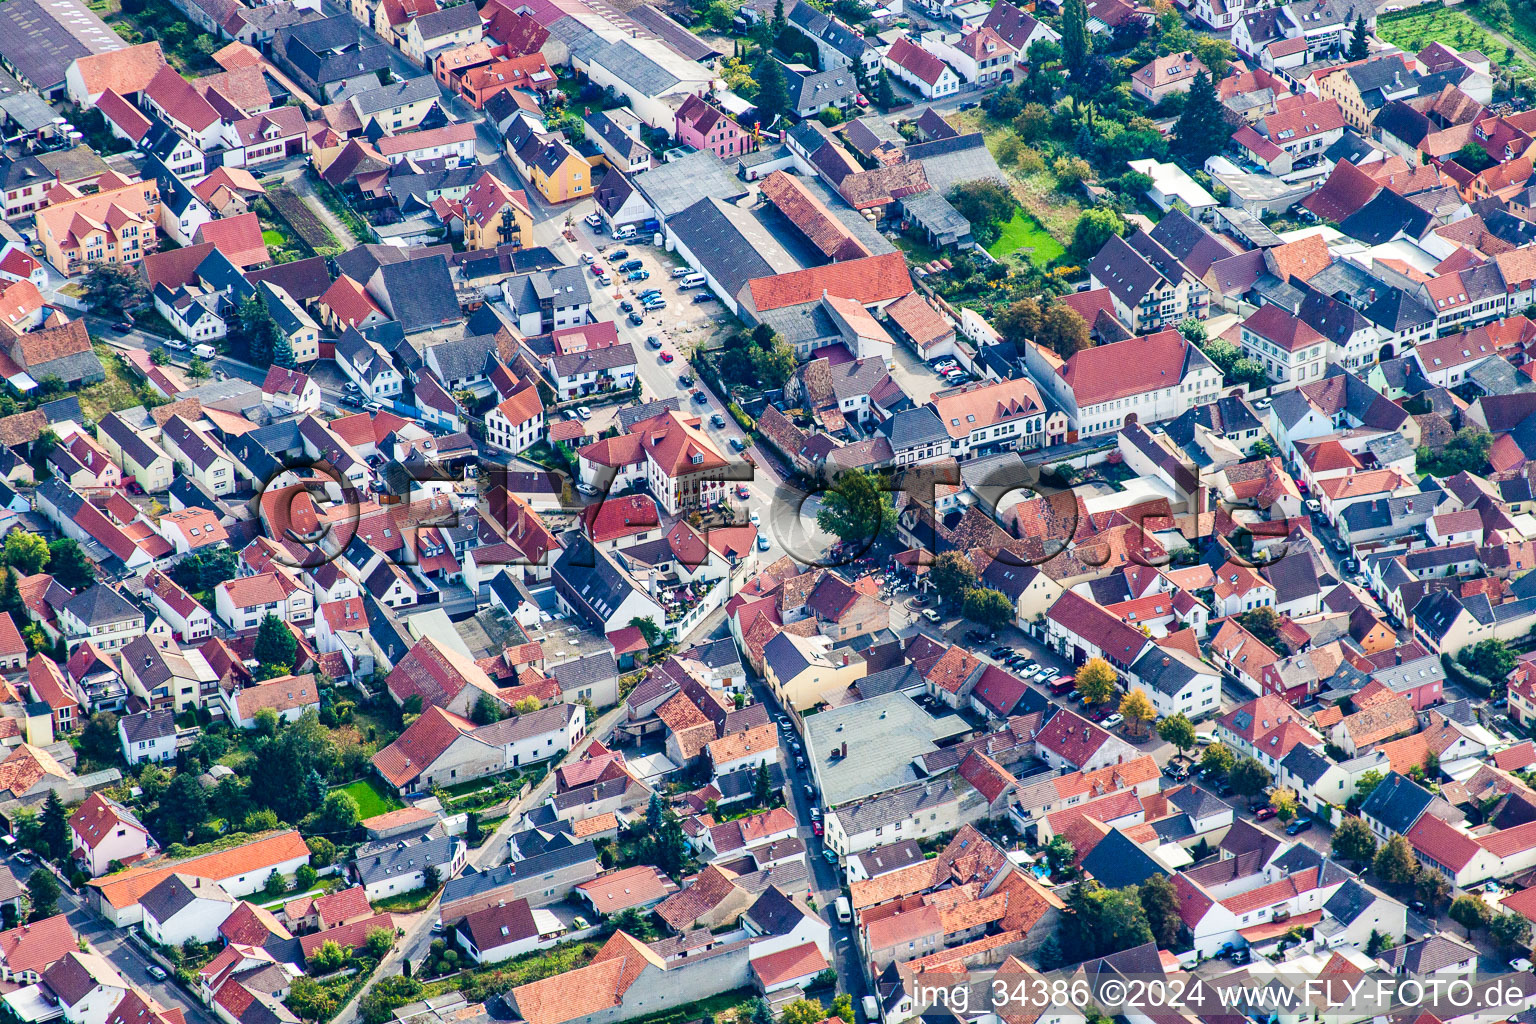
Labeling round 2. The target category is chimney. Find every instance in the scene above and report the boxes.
[1396,650,1402,664]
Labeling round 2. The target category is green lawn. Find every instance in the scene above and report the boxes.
[334,779,401,819]
[988,209,1066,266]
[261,230,287,246]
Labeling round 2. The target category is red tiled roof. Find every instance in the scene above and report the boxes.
[1058,329,1191,408]
[746,252,911,312]
[194,213,268,269]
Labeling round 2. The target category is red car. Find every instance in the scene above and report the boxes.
[812,820,824,837]
[590,264,606,277]
[737,484,750,499]
[660,351,674,363]
[1254,806,1277,821]
[1086,703,1112,722]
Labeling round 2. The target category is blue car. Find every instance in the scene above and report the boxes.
[627,269,650,282]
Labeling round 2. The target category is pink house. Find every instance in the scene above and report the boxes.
[674,94,753,160]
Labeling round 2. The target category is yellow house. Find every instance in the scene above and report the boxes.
[35,181,160,277]
[761,631,866,711]
[457,170,533,251]
[514,134,591,204]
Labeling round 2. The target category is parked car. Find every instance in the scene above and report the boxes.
[646,335,662,349]
[965,628,993,643]
[678,374,693,386]
[693,293,716,303]
[671,267,692,278]
[584,213,602,228]
[711,413,725,427]
[590,263,606,277]
[660,351,674,363]
[579,251,594,264]
[693,390,708,404]
[643,299,667,311]
[638,288,661,299]
[147,966,168,981]
[757,532,771,550]
[1228,948,1250,966]
[112,321,132,332]
[737,484,751,499]
[1163,761,1188,781]
[1285,818,1314,835]
[1254,806,1277,820]
[627,270,650,281]
[610,250,631,262]
[1512,958,1533,973]
[576,406,592,420]
[989,645,1011,658]
[628,312,644,326]
[922,608,941,622]
[1102,713,1124,729]
[620,300,634,312]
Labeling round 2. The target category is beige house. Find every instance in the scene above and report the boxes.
[761,631,866,711]
[159,415,236,496]
[97,413,174,493]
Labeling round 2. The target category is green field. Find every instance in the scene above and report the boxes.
[334,779,401,819]
[261,230,286,246]
[988,209,1067,266]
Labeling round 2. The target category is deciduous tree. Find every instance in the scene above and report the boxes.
[47,539,94,590]
[1449,894,1492,937]
[1373,834,1418,885]
[1228,757,1271,799]
[1118,689,1156,736]
[929,552,978,603]
[1139,874,1181,948]
[1331,816,1377,868]
[1074,658,1117,706]
[2,532,48,575]
[961,587,1014,630]
[1157,713,1196,757]
[816,468,895,547]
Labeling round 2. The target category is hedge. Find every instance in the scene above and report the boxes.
[1441,652,1494,696]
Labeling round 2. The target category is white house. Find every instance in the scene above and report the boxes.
[118,709,177,766]
[140,873,235,945]
[1128,648,1222,719]
[69,793,156,878]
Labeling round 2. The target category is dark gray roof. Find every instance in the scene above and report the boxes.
[1359,771,1435,834]
[634,151,749,219]
[553,538,646,629]
[412,2,478,38]
[1280,744,1335,788]
[549,652,618,692]
[64,584,139,627]
[351,75,439,115]
[441,863,515,905]
[1079,829,1165,889]
[370,256,460,334]
[140,873,229,923]
[787,65,856,112]
[0,0,117,91]
[119,708,176,744]
[876,406,948,450]
[852,840,924,878]
[666,196,790,303]
[1129,648,1205,698]
[742,886,806,937]
[353,825,458,884]
[1379,934,1476,974]
[1322,877,1385,927]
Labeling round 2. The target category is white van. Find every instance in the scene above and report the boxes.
[191,343,216,359]
[862,997,880,1022]
[613,224,638,241]
[681,272,706,288]
[835,896,851,923]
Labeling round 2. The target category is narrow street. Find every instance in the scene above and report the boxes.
[10,861,219,1024]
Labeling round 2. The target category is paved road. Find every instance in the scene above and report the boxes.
[10,860,219,1024]
[329,702,629,1024]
